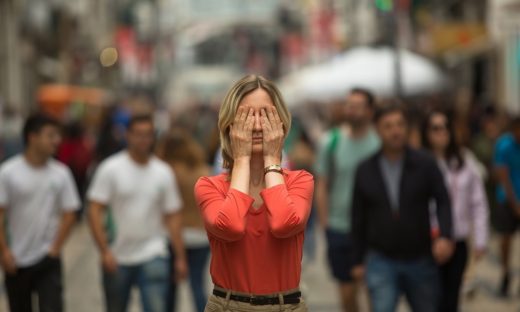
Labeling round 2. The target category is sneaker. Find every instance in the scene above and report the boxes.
[499,273,510,297]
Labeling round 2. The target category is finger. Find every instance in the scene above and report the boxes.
[275,107,285,132]
[267,107,276,125]
[261,109,272,132]
[241,109,250,132]
[244,108,255,131]
[234,107,244,123]
[239,108,253,131]
[271,106,282,123]
[269,107,284,132]
[275,110,285,133]
[234,107,246,130]
[239,107,248,123]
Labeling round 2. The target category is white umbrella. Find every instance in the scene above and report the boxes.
[279,46,447,106]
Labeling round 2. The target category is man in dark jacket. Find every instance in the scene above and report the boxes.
[351,101,453,312]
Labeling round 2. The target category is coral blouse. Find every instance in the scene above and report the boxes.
[194,170,314,294]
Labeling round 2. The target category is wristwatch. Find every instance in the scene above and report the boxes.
[264,164,283,175]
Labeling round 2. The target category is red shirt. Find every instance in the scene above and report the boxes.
[194,170,314,294]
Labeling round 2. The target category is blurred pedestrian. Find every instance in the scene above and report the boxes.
[471,108,501,213]
[471,108,501,175]
[157,130,211,312]
[95,106,128,163]
[288,125,317,263]
[493,116,520,297]
[0,106,24,162]
[314,88,380,312]
[87,115,188,312]
[351,102,453,312]
[194,75,313,311]
[57,121,93,207]
[0,114,80,312]
[422,110,489,312]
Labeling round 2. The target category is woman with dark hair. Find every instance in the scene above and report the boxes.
[421,110,489,312]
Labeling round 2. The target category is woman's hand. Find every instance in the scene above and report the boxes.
[230,107,255,160]
[261,107,284,166]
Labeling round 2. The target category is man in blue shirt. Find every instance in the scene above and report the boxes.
[493,117,520,296]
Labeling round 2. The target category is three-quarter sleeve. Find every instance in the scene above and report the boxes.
[260,170,314,238]
[195,176,254,242]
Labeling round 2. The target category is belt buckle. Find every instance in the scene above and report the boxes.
[250,295,269,306]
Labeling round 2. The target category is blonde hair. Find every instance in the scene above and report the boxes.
[218,75,291,171]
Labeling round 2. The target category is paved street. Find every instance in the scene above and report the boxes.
[1,221,520,311]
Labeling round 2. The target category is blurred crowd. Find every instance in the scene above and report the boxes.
[0,84,518,312]
[1,0,520,311]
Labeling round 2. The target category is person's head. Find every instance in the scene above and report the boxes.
[344,88,375,128]
[374,99,408,153]
[218,75,291,170]
[510,117,520,143]
[158,130,206,169]
[126,115,155,156]
[421,110,464,169]
[63,121,84,139]
[23,114,62,158]
[480,107,500,139]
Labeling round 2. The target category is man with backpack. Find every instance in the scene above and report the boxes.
[315,88,380,312]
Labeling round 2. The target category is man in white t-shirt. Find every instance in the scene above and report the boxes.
[0,114,80,312]
[87,115,187,312]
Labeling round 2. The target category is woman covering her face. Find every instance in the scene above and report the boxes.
[194,75,313,312]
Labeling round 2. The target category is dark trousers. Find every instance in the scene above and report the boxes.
[439,241,468,312]
[4,255,63,312]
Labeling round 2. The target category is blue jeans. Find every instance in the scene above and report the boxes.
[103,257,169,312]
[365,252,439,312]
[187,246,210,312]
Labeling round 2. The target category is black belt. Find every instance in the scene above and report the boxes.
[212,289,301,306]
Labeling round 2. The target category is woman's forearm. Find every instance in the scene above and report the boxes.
[230,157,251,194]
[264,156,284,188]
[262,172,314,238]
[195,176,254,242]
